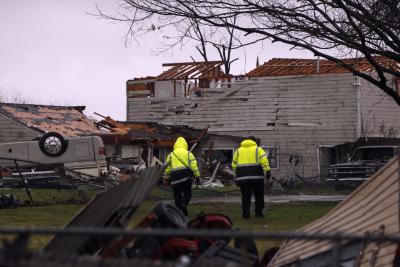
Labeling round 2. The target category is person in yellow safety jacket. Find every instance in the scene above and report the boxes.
[164,136,200,216]
[232,137,271,219]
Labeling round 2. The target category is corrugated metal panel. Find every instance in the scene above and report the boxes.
[268,156,400,267]
[44,166,164,254]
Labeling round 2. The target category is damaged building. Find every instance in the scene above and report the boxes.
[97,115,242,177]
[125,58,400,179]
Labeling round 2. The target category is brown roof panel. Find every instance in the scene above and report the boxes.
[0,103,101,137]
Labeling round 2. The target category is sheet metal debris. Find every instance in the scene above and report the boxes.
[44,165,164,254]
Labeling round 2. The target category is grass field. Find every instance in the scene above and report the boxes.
[0,197,336,253]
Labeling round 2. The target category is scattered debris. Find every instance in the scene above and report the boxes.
[0,194,19,208]
[45,165,164,254]
[198,179,224,188]
[1,157,400,266]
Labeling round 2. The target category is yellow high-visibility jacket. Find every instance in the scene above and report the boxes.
[232,139,271,184]
[164,137,200,186]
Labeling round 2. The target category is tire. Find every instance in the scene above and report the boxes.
[152,202,188,229]
[39,132,68,157]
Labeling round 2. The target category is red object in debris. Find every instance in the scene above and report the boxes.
[0,168,12,177]
[98,147,105,156]
[154,238,198,259]
[189,213,233,230]
[189,213,233,253]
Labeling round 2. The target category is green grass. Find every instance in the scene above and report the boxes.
[0,186,337,254]
[179,202,335,252]
[0,204,82,250]
[0,188,98,205]
[148,185,241,201]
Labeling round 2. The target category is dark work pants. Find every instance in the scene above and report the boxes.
[239,181,265,217]
[172,179,192,215]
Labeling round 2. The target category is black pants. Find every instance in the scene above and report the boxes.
[172,179,192,215]
[239,181,265,217]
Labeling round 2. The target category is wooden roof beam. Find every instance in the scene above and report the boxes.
[162,60,224,67]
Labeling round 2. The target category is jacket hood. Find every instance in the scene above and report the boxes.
[240,139,257,148]
[174,137,188,150]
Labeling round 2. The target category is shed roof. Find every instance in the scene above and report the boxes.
[0,103,101,137]
[246,57,399,77]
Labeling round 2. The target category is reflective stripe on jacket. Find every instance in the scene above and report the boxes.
[164,137,200,186]
[232,139,271,184]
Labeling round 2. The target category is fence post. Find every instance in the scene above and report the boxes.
[332,236,341,267]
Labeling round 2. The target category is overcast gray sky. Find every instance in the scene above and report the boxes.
[0,1,312,120]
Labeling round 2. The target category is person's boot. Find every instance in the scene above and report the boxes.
[255,212,264,218]
[242,212,250,219]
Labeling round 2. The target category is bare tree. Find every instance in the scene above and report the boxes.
[97,0,400,104]
[159,17,239,74]
[95,5,242,74]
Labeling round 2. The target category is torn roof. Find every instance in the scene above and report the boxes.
[98,118,242,147]
[157,61,230,80]
[0,103,101,137]
[99,120,207,146]
[247,57,400,77]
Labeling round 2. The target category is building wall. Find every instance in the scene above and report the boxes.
[127,73,359,178]
[154,80,185,97]
[360,77,400,138]
[0,113,39,143]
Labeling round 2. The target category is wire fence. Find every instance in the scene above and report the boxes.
[0,226,399,267]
